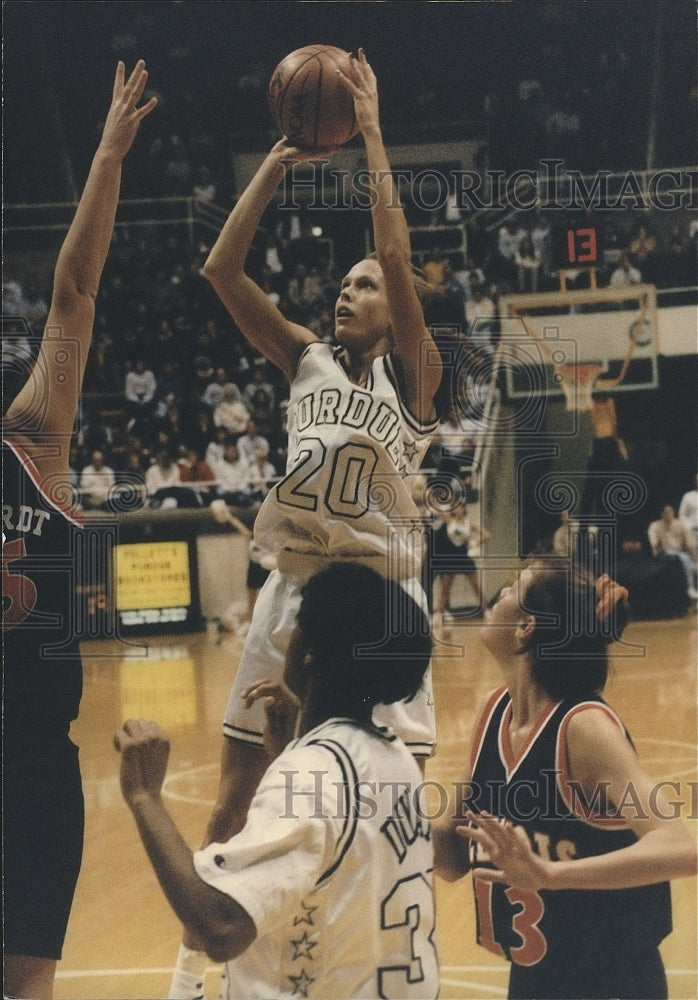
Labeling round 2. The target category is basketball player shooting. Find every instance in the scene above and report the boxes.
[167,48,442,998]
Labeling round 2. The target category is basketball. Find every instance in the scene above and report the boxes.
[268,45,359,150]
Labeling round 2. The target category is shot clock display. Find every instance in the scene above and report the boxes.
[553,223,600,268]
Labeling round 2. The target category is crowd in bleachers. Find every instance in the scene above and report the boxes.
[3,195,696,524]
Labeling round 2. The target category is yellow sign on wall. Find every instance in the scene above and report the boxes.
[115,541,191,611]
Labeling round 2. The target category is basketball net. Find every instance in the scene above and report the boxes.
[556,362,603,412]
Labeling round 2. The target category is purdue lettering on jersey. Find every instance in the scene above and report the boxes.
[254,343,437,577]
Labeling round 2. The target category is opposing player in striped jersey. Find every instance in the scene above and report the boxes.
[434,564,697,1000]
[2,62,156,999]
[116,563,439,1000]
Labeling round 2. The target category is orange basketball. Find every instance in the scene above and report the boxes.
[268,45,359,150]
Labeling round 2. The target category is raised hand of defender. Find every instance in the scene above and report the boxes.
[336,48,380,135]
[462,811,551,891]
[99,60,158,161]
[114,718,170,807]
[242,678,301,759]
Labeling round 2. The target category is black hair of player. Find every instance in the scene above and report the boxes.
[296,562,431,709]
[518,564,630,702]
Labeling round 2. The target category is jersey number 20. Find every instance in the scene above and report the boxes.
[277,439,379,518]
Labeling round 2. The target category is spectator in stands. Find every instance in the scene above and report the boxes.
[609,252,642,288]
[145,448,181,498]
[245,386,275,437]
[125,357,157,432]
[436,403,476,482]
[678,474,698,550]
[155,357,185,408]
[493,220,525,288]
[461,364,496,450]
[655,229,696,289]
[531,213,552,278]
[465,283,497,353]
[178,446,216,504]
[264,235,284,279]
[242,366,276,412]
[432,260,467,329]
[515,232,540,292]
[84,338,122,394]
[68,444,82,503]
[648,504,698,601]
[192,165,217,203]
[79,449,116,511]
[247,442,277,503]
[628,224,658,272]
[119,449,148,499]
[236,418,270,469]
[424,246,449,287]
[2,272,29,316]
[454,258,486,303]
[205,424,230,470]
[213,440,254,507]
[213,383,250,435]
[285,262,322,324]
[201,367,242,411]
[615,515,689,620]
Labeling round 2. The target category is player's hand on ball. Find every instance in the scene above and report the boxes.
[114,718,170,807]
[272,137,339,165]
[336,48,379,135]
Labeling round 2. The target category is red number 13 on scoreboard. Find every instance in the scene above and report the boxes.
[566,226,597,264]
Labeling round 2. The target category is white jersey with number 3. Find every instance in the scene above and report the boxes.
[195,718,439,999]
[253,342,438,579]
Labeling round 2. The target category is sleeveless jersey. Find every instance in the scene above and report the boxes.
[2,439,84,735]
[195,717,439,999]
[466,687,672,970]
[253,343,438,581]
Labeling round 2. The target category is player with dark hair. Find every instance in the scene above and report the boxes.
[2,62,156,999]
[434,563,697,999]
[116,562,438,1000]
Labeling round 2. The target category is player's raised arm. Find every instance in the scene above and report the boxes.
[338,49,442,423]
[6,61,156,481]
[115,719,257,962]
[202,141,318,384]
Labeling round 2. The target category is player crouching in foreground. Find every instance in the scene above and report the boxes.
[115,563,439,1000]
[433,563,697,1000]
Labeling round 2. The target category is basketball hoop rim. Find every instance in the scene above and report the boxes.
[555,362,604,383]
[555,362,603,412]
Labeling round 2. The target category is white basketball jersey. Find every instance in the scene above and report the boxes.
[195,718,439,999]
[253,343,438,580]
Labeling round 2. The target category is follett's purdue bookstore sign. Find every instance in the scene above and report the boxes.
[115,540,203,634]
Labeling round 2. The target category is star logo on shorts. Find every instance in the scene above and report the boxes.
[403,440,418,463]
[293,902,318,927]
[288,967,315,997]
[291,930,317,961]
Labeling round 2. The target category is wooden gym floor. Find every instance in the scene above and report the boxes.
[55,611,697,1000]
